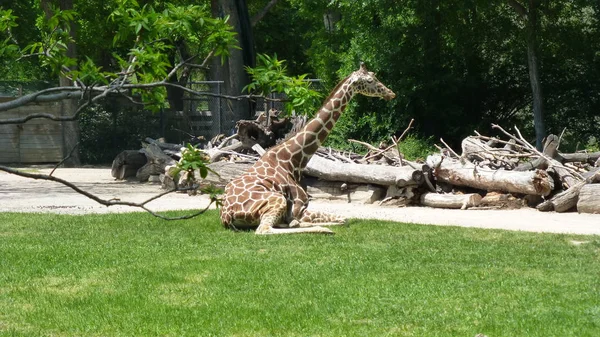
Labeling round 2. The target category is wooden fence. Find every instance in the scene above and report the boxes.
[0,98,68,163]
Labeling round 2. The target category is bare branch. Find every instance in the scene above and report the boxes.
[394,118,415,144]
[507,0,528,19]
[0,87,86,112]
[492,124,585,180]
[165,53,200,81]
[0,85,115,124]
[439,138,461,159]
[49,142,80,176]
[251,0,279,27]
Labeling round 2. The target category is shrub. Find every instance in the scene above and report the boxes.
[397,134,436,161]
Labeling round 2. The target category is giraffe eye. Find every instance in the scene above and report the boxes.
[367,78,373,83]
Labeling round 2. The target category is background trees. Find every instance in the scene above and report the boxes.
[279,0,600,151]
[2,0,600,161]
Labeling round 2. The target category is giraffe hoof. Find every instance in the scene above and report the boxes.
[289,219,300,228]
[316,227,334,234]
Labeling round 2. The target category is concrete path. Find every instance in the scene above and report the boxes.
[1,167,599,235]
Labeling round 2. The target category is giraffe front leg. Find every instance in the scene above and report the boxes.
[286,196,346,228]
[297,210,346,227]
[256,195,333,235]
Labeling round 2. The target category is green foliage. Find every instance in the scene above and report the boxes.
[175,144,212,179]
[172,144,223,205]
[78,103,166,164]
[104,0,237,111]
[69,57,110,85]
[1,212,599,336]
[281,0,600,148]
[585,137,600,153]
[397,134,437,161]
[5,0,236,111]
[0,8,19,59]
[22,5,78,75]
[244,53,322,115]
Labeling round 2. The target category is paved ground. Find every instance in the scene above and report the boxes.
[1,167,599,235]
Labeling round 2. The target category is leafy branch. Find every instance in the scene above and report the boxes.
[0,1,234,219]
[244,53,322,116]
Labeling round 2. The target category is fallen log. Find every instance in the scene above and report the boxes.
[137,143,176,181]
[420,192,482,209]
[305,155,424,187]
[427,155,554,196]
[111,150,147,180]
[461,136,516,164]
[577,184,600,214]
[537,180,585,213]
[199,161,254,188]
[144,137,183,152]
[303,178,386,204]
[538,172,600,212]
[547,165,579,190]
[560,151,600,165]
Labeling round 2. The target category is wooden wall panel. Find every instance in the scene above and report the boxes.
[0,101,65,163]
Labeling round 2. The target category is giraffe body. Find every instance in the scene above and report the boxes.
[220,63,396,234]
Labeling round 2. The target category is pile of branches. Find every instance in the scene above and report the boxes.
[428,124,600,213]
[111,118,429,205]
[111,120,600,214]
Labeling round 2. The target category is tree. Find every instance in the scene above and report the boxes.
[507,0,546,150]
[0,1,237,217]
[210,0,255,134]
[243,53,322,124]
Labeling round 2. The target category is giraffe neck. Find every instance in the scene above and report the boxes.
[281,79,355,170]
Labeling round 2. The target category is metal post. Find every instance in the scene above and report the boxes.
[217,82,222,135]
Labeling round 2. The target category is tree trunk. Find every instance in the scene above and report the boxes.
[526,2,546,151]
[42,0,81,166]
[507,0,546,150]
[210,0,255,134]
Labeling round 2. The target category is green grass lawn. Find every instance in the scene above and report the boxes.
[0,211,599,337]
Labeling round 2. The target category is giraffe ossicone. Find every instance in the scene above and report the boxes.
[220,63,396,234]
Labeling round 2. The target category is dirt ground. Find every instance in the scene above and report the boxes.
[1,167,599,235]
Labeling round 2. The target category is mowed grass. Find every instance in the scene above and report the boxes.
[0,211,599,337]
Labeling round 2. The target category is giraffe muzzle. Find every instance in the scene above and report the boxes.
[383,91,396,101]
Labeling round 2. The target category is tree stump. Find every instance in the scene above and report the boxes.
[111,150,147,180]
[577,184,600,214]
[136,143,176,182]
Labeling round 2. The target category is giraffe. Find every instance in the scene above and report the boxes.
[220,62,396,234]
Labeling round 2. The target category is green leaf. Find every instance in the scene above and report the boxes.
[200,166,208,179]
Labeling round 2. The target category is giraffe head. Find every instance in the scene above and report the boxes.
[349,62,396,101]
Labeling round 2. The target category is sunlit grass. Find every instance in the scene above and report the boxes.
[0,211,598,336]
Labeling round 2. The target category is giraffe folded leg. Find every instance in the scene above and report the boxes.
[291,221,346,228]
[299,210,346,225]
[255,196,333,235]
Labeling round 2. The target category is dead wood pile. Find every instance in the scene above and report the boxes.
[428,124,600,214]
[110,120,600,215]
